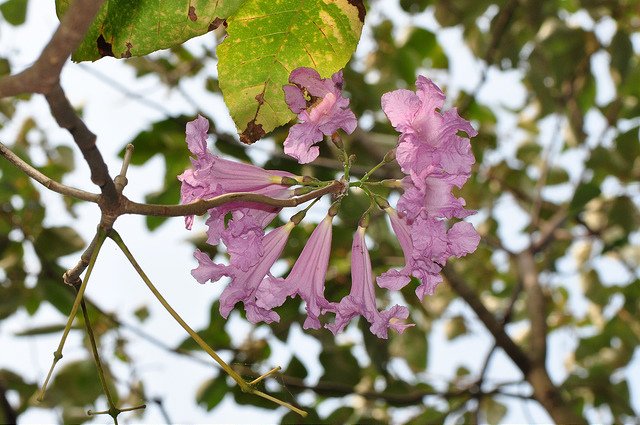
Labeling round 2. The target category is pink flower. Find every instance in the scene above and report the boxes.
[193,221,295,324]
[179,115,295,269]
[256,215,335,329]
[283,68,357,164]
[396,173,471,222]
[381,76,477,179]
[377,208,480,300]
[327,226,413,339]
[178,115,294,229]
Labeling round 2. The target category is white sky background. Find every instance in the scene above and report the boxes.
[0,1,638,424]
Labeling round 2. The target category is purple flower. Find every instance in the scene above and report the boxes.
[179,115,296,269]
[256,215,335,329]
[381,77,477,223]
[381,76,477,179]
[193,221,295,324]
[178,115,294,229]
[327,226,413,339]
[377,208,480,300]
[283,68,357,164]
[396,173,472,223]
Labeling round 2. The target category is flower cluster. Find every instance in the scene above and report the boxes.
[179,72,479,339]
[378,76,480,298]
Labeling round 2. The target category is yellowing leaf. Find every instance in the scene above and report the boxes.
[217,0,364,143]
[55,0,248,61]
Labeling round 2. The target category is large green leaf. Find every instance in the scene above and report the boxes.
[217,0,365,143]
[55,0,248,61]
[0,0,28,26]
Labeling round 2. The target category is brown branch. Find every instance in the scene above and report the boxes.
[442,266,530,373]
[532,207,569,253]
[0,0,105,97]
[443,266,585,424]
[45,83,119,205]
[123,180,345,217]
[516,251,547,366]
[232,364,526,407]
[0,141,100,203]
[63,231,101,286]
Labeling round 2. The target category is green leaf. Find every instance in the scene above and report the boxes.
[284,355,308,380]
[217,0,364,143]
[33,226,85,262]
[43,359,117,408]
[0,0,28,26]
[569,182,600,215]
[0,369,38,416]
[14,323,70,336]
[390,326,427,372]
[319,344,361,386]
[546,167,570,185]
[196,375,228,410]
[55,0,248,61]
[482,397,507,425]
[133,305,150,322]
[325,406,355,423]
[445,315,468,340]
[609,30,633,83]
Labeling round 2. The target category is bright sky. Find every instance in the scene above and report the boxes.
[1,1,638,424]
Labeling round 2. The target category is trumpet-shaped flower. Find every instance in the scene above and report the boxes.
[396,173,471,222]
[381,76,477,179]
[192,221,295,324]
[377,208,480,299]
[179,115,294,268]
[283,68,357,164]
[256,215,335,329]
[327,226,413,339]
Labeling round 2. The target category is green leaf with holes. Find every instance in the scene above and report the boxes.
[217,0,365,143]
[55,0,248,61]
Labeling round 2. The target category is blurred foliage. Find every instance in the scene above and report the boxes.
[1,0,640,423]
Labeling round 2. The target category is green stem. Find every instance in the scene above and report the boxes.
[359,149,396,183]
[107,229,249,391]
[249,366,281,386]
[38,228,107,402]
[253,390,307,417]
[107,229,307,417]
[77,292,118,422]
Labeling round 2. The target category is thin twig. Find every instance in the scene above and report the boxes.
[77,292,119,422]
[0,141,100,202]
[442,266,530,374]
[64,231,102,286]
[114,144,134,194]
[38,228,107,401]
[531,116,563,228]
[517,250,547,366]
[108,229,307,417]
[443,266,585,424]
[123,180,344,217]
[0,0,106,97]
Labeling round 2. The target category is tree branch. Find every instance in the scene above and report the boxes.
[0,0,105,97]
[0,141,100,202]
[45,83,119,205]
[443,266,585,423]
[123,180,345,217]
[442,266,531,373]
[516,251,547,366]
